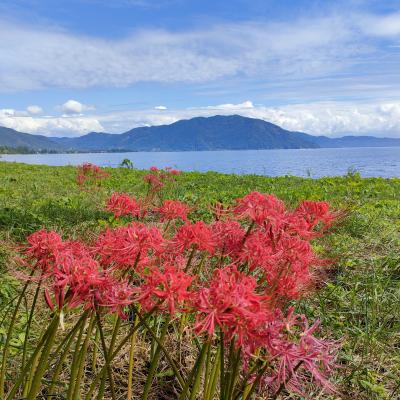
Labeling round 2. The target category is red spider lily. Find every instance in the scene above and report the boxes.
[29,236,110,312]
[98,280,135,318]
[26,230,64,271]
[164,166,181,175]
[270,234,318,299]
[210,202,233,221]
[106,192,142,219]
[143,167,181,198]
[294,200,337,234]
[211,220,246,257]
[238,229,319,299]
[156,199,189,222]
[157,249,188,271]
[259,308,338,396]
[136,265,193,315]
[195,265,269,347]
[143,173,164,191]
[172,221,215,254]
[234,191,285,226]
[94,223,164,270]
[238,229,277,272]
[76,163,109,187]
[52,254,107,311]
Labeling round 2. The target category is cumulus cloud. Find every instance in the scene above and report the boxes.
[208,100,254,110]
[154,105,167,110]
[61,100,94,115]
[0,108,103,136]
[1,100,400,137]
[27,105,42,115]
[92,101,400,137]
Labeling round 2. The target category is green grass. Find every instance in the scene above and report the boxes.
[0,161,399,399]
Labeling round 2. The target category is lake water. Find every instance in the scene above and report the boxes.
[1,147,400,178]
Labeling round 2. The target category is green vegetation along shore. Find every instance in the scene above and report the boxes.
[0,162,399,399]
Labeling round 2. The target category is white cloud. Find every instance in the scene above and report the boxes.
[0,108,103,136]
[357,12,400,37]
[0,15,375,92]
[62,100,83,115]
[1,109,17,117]
[154,105,167,110]
[60,99,95,115]
[63,100,398,137]
[26,105,42,115]
[1,100,400,138]
[208,100,254,110]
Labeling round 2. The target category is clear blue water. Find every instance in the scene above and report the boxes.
[1,147,399,178]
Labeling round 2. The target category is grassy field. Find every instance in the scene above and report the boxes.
[0,161,399,399]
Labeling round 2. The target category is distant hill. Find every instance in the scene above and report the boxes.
[2,115,400,152]
[52,115,320,151]
[53,131,120,151]
[0,126,65,152]
[311,135,400,148]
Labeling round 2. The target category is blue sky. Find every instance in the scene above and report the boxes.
[1,0,400,137]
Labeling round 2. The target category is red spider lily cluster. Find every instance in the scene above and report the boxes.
[106,192,143,219]
[19,171,339,398]
[1,164,340,399]
[143,166,181,197]
[27,230,134,316]
[76,162,109,188]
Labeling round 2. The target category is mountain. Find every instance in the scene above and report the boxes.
[2,115,400,152]
[310,135,400,148]
[53,115,320,151]
[52,131,120,150]
[0,126,65,152]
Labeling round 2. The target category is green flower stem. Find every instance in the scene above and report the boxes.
[224,340,235,399]
[178,342,207,400]
[91,326,100,372]
[95,311,117,400]
[47,316,85,400]
[49,311,91,363]
[188,342,209,400]
[72,312,96,400]
[127,312,140,400]
[179,343,207,400]
[5,318,55,400]
[226,346,241,400]
[22,343,41,397]
[11,312,85,400]
[242,221,255,245]
[97,314,121,399]
[0,269,34,398]
[66,311,89,400]
[142,318,170,400]
[233,360,263,400]
[21,277,43,372]
[133,307,185,389]
[242,362,270,400]
[204,346,221,400]
[84,307,157,400]
[220,332,225,400]
[185,246,197,272]
[26,312,60,400]
[203,343,212,397]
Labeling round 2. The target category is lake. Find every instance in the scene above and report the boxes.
[1,147,400,178]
